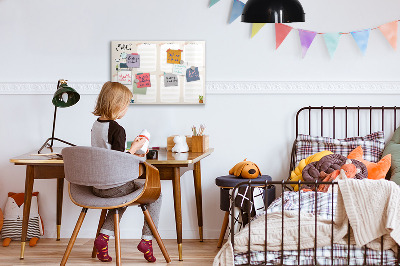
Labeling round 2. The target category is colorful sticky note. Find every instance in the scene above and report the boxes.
[167,49,183,64]
[132,83,148,95]
[164,73,179,87]
[119,63,128,69]
[117,71,132,85]
[172,63,187,75]
[186,67,200,82]
[126,53,140,68]
[136,73,151,88]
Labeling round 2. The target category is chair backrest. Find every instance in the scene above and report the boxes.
[62,146,145,187]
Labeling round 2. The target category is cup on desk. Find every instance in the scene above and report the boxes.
[146,150,158,160]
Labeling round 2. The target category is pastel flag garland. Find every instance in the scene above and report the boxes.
[351,29,370,55]
[229,0,245,24]
[378,21,398,50]
[323,33,341,58]
[251,23,266,38]
[209,0,220,7]
[298,29,317,58]
[275,23,293,49]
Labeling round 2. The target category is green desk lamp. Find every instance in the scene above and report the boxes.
[38,79,80,154]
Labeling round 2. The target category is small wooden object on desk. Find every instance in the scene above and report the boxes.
[191,135,209,153]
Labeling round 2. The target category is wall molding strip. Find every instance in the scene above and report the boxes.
[0,81,399,95]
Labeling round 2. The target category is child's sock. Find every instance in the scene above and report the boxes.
[94,233,112,262]
[137,239,156,262]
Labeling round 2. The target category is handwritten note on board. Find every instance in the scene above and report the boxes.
[164,73,179,87]
[136,73,151,88]
[167,49,182,64]
[118,71,132,85]
[126,53,140,68]
[186,67,200,82]
[172,63,187,75]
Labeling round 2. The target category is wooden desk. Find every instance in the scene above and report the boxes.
[10,147,213,261]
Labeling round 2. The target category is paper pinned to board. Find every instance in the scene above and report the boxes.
[167,49,183,64]
[172,63,188,75]
[118,71,132,84]
[164,73,179,87]
[136,73,151,88]
[126,53,140,68]
[186,67,200,82]
[132,82,148,95]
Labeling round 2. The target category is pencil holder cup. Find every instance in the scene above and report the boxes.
[191,135,209,153]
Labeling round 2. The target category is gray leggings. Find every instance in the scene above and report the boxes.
[92,180,162,240]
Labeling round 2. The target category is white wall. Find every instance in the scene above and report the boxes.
[1,0,400,239]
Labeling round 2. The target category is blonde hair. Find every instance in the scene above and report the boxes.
[93,81,133,120]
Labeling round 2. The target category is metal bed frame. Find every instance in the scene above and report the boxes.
[230,106,400,266]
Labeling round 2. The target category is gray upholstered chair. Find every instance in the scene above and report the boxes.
[60,146,171,265]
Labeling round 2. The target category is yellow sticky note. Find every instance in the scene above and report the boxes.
[167,49,182,64]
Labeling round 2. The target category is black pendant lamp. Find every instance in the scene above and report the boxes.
[242,0,305,23]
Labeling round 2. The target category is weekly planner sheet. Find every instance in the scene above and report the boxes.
[111,41,205,104]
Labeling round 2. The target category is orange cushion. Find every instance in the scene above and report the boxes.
[348,146,391,180]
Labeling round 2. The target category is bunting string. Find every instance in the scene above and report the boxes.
[210,0,400,58]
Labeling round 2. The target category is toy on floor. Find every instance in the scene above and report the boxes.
[1,192,44,247]
[229,159,261,179]
[172,135,189,153]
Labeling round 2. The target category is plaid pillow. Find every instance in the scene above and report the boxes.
[295,131,385,166]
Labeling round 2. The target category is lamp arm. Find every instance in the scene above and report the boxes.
[50,105,57,148]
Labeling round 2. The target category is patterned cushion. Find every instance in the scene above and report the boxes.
[295,131,385,166]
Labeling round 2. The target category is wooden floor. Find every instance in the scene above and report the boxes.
[0,239,221,265]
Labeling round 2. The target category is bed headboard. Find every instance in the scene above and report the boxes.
[290,106,400,179]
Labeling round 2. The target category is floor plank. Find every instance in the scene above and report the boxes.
[0,239,221,265]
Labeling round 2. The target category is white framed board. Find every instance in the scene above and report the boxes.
[111,41,205,105]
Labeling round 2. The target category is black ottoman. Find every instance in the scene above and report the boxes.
[215,175,275,248]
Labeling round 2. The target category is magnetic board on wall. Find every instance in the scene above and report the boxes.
[111,41,205,105]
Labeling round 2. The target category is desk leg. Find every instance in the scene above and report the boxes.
[193,161,203,242]
[172,167,183,261]
[56,178,64,241]
[20,165,34,259]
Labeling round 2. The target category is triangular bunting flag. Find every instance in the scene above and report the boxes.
[298,29,317,58]
[275,23,293,49]
[229,0,245,24]
[351,29,370,55]
[323,33,341,58]
[378,21,398,50]
[251,23,266,38]
[209,0,220,7]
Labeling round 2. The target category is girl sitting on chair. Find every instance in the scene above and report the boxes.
[91,81,161,263]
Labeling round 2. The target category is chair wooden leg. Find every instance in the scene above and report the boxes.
[114,210,121,266]
[217,211,230,248]
[141,205,171,263]
[60,208,88,266]
[91,209,108,258]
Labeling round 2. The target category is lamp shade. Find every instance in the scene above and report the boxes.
[52,84,80,108]
[241,0,305,23]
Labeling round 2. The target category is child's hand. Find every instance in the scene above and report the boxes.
[129,137,147,155]
[134,149,149,157]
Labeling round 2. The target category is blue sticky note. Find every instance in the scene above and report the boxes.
[186,67,200,82]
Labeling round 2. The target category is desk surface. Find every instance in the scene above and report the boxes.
[10,147,214,165]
